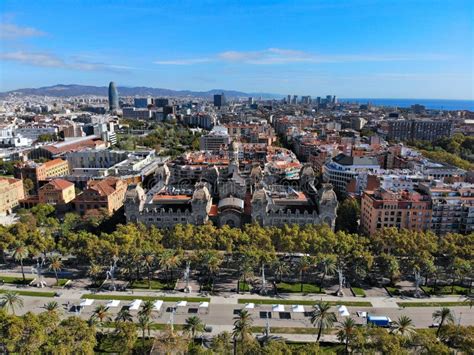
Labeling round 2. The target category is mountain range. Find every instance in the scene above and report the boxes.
[0,84,281,99]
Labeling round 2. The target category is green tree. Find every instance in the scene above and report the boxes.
[335,198,360,233]
[43,316,97,354]
[310,302,337,341]
[0,291,23,315]
[211,331,233,354]
[23,178,34,196]
[114,321,138,353]
[44,301,60,316]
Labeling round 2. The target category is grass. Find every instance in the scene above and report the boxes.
[81,294,210,303]
[351,287,366,297]
[237,298,372,307]
[55,279,69,287]
[0,289,56,297]
[238,281,251,292]
[421,285,470,296]
[129,279,176,290]
[385,286,401,296]
[251,326,318,334]
[398,301,470,307]
[276,282,325,294]
[0,276,33,285]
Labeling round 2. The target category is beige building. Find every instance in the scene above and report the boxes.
[38,178,76,206]
[0,177,25,215]
[74,177,127,215]
[361,188,432,235]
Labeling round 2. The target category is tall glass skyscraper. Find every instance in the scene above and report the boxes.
[108,81,119,111]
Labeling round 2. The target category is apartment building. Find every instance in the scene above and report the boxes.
[361,188,432,235]
[418,182,474,235]
[0,177,25,215]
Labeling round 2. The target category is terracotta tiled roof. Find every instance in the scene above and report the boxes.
[42,178,74,190]
[43,158,67,168]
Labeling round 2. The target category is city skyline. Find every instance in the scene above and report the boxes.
[0,0,473,99]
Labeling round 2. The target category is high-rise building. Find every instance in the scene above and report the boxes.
[214,93,226,107]
[134,97,153,108]
[108,81,119,111]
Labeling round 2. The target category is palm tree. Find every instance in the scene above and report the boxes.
[391,315,415,337]
[139,300,154,335]
[13,245,29,282]
[297,256,311,292]
[91,304,110,327]
[319,255,337,291]
[142,253,155,289]
[184,315,204,340]
[115,308,133,323]
[232,310,253,353]
[238,258,254,293]
[337,317,357,354]
[271,259,289,283]
[138,313,151,348]
[48,255,62,285]
[310,302,337,341]
[0,291,23,314]
[44,301,60,314]
[432,307,455,337]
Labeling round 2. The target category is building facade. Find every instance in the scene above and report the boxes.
[0,177,25,215]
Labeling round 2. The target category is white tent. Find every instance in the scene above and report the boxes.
[291,305,305,313]
[80,299,94,307]
[129,299,142,311]
[244,303,255,309]
[176,300,188,307]
[272,304,285,312]
[338,305,350,317]
[199,301,209,309]
[106,300,121,308]
[153,300,163,311]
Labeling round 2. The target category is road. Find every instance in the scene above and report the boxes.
[1,282,472,342]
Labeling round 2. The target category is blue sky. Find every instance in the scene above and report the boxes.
[0,0,473,99]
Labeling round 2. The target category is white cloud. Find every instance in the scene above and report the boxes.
[154,48,450,65]
[0,23,46,39]
[0,51,132,72]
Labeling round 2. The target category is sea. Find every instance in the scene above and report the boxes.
[339,98,474,111]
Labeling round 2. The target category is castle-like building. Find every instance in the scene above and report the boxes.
[125,142,337,229]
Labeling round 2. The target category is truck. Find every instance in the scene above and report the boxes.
[367,315,392,327]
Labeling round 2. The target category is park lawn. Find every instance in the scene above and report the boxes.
[351,287,366,297]
[55,279,69,287]
[276,282,325,294]
[0,289,56,297]
[82,294,210,303]
[238,298,372,307]
[421,285,470,296]
[238,281,251,292]
[398,301,470,307]
[0,276,33,285]
[130,279,176,290]
[251,326,318,334]
[385,286,402,296]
